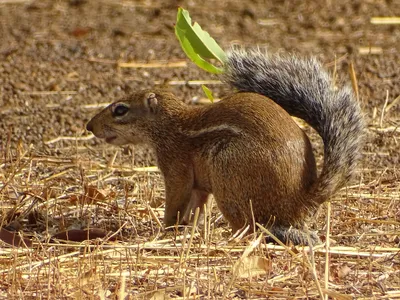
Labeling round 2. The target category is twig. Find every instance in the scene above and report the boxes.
[385,94,400,112]
[379,90,389,128]
[0,0,32,4]
[153,79,222,86]
[349,61,359,103]
[118,61,187,68]
[45,135,95,145]
[324,202,331,300]
[371,17,400,25]
[185,207,200,260]
[20,91,78,95]
[304,238,324,300]
[359,47,383,55]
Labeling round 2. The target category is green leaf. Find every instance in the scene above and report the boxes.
[175,7,227,74]
[201,85,214,103]
[175,27,224,74]
[176,8,227,63]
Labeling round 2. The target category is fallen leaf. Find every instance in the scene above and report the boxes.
[52,228,117,242]
[4,220,22,231]
[235,256,271,278]
[84,185,107,201]
[338,264,352,279]
[150,197,164,208]
[0,227,32,247]
[70,27,91,37]
[149,290,168,300]
[69,185,107,204]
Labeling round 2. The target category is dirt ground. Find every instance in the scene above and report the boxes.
[0,0,399,299]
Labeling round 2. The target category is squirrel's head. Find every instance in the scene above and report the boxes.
[86,89,183,146]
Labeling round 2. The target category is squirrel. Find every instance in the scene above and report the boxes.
[86,49,364,245]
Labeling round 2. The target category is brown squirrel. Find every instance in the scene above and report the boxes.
[86,49,364,245]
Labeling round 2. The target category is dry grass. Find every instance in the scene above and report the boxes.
[0,0,399,298]
[0,126,399,299]
[0,64,399,299]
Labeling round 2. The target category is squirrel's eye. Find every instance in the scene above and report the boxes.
[112,104,129,117]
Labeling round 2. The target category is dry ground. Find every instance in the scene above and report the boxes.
[0,0,399,299]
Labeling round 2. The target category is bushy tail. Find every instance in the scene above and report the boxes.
[222,49,364,204]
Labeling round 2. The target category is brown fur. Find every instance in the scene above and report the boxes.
[87,90,320,243]
[86,50,363,245]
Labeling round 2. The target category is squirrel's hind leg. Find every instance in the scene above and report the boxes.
[267,225,321,246]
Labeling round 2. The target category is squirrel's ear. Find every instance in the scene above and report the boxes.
[144,92,158,113]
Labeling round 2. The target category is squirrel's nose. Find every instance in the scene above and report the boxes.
[86,121,93,132]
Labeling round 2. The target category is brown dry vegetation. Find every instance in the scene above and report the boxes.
[0,0,399,299]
